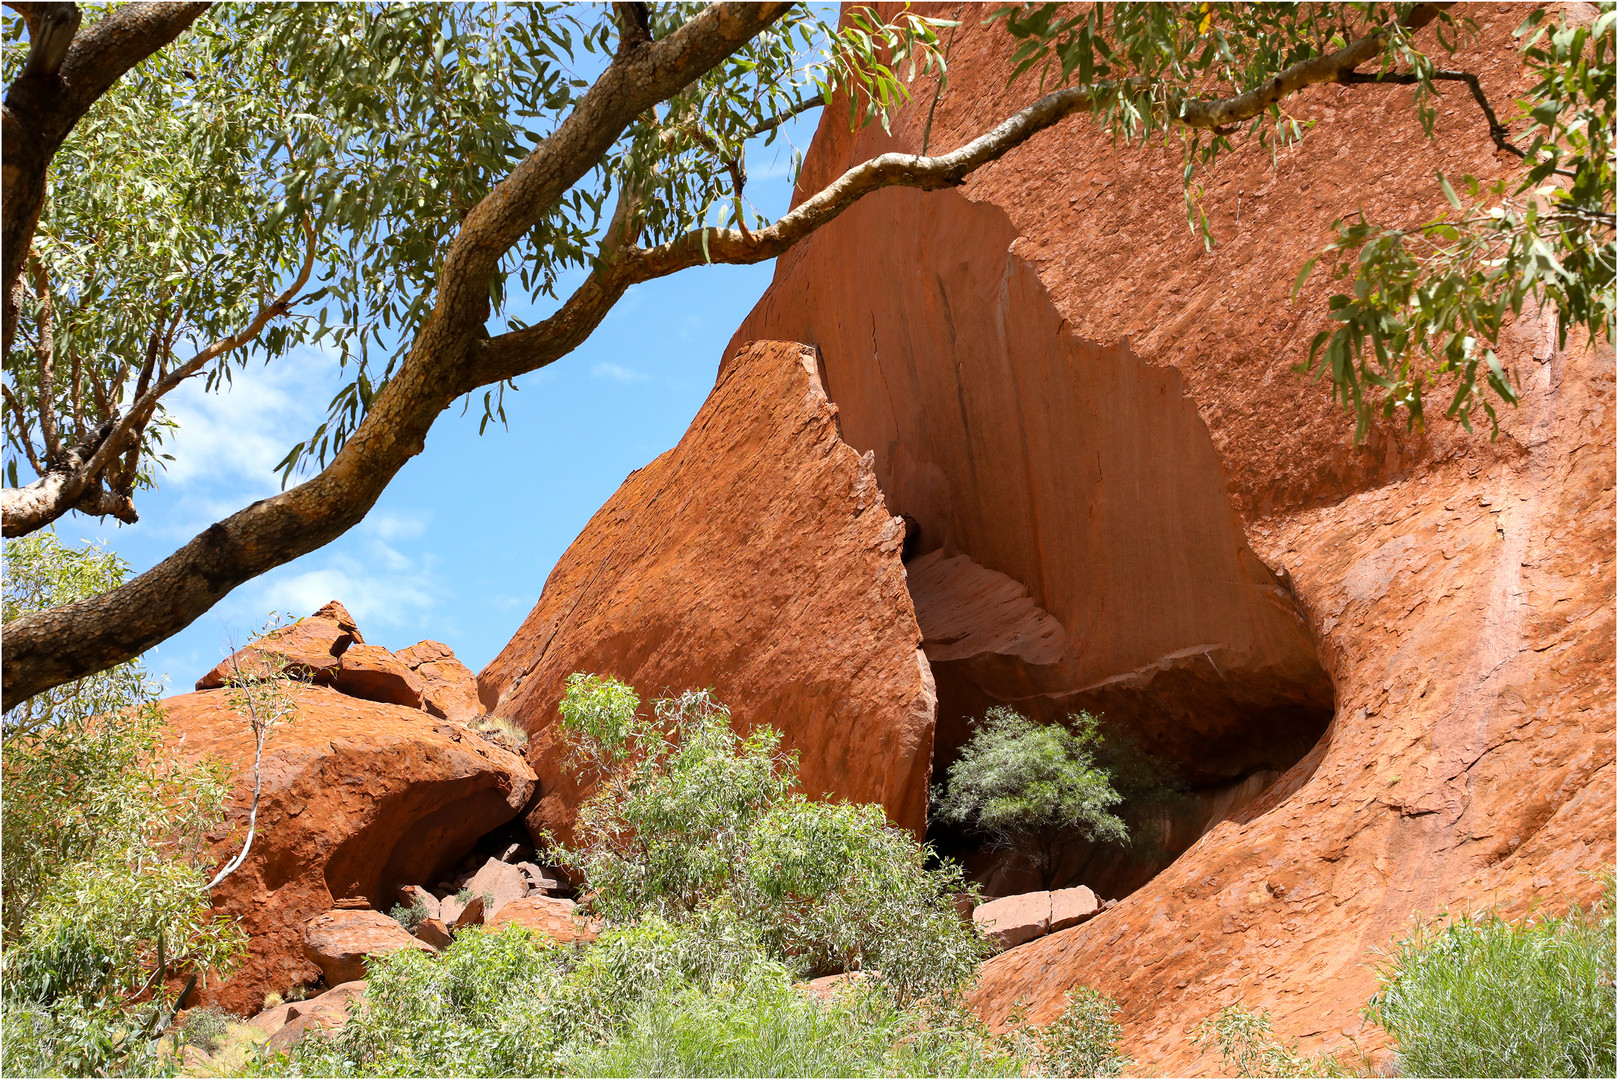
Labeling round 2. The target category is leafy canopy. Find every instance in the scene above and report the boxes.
[933,707,1128,890]
[551,674,987,1006]
[1,3,949,492]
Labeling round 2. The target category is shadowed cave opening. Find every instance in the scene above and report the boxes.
[902,526,1336,904]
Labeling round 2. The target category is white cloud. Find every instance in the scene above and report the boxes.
[591,361,649,384]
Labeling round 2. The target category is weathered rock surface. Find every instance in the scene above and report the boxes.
[398,885,440,922]
[399,640,483,723]
[462,857,526,921]
[973,893,1050,950]
[413,917,452,951]
[162,640,536,1014]
[195,601,362,690]
[333,644,427,709]
[479,340,937,838]
[256,980,368,1055]
[732,6,1613,1072]
[1048,886,1101,933]
[450,893,486,931]
[304,910,435,985]
[488,896,598,945]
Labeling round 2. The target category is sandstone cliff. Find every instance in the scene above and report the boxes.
[478,340,938,838]
[725,4,1613,1071]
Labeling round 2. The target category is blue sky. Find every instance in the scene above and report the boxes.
[50,112,822,694]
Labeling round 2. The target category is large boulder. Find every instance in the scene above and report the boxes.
[162,678,536,1014]
[195,601,362,690]
[398,640,483,723]
[730,7,1613,1073]
[488,896,598,945]
[333,644,427,709]
[973,893,1050,950]
[462,857,527,921]
[303,910,434,985]
[479,340,937,839]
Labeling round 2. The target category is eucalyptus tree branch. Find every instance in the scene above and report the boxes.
[1,2,796,708]
[1339,69,1525,160]
[0,218,317,538]
[6,1,80,78]
[3,383,46,474]
[749,92,824,137]
[2,1,211,355]
[614,2,652,56]
[27,259,59,462]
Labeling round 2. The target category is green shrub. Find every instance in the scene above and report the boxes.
[932,707,1128,889]
[255,918,1022,1078]
[1367,880,1616,1078]
[388,901,429,933]
[1192,1003,1343,1078]
[553,676,988,1004]
[1,534,247,1077]
[183,1006,233,1055]
[1030,987,1131,1078]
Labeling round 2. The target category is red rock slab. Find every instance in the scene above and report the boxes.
[304,909,435,985]
[261,980,368,1055]
[1048,886,1100,933]
[159,685,535,1014]
[413,917,452,951]
[462,858,526,921]
[974,892,1050,950]
[487,896,599,945]
[479,340,937,839]
[754,6,1614,1073]
[397,885,440,922]
[332,644,427,709]
[195,601,362,691]
[399,641,483,723]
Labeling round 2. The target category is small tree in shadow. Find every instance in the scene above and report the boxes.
[932,708,1128,890]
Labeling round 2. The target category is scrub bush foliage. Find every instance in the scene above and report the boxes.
[551,675,989,1005]
[1,534,245,1077]
[257,917,1023,1078]
[1366,877,1616,1078]
[932,708,1129,889]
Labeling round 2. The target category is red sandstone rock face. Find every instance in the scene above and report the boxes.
[334,644,427,709]
[195,601,362,691]
[399,640,483,722]
[732,6,1613,1072]
[163,683,535,1014]
[479,340,937,838]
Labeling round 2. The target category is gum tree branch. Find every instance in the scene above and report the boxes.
[0,218,319,538]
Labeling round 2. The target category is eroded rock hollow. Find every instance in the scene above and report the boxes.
[478,4,1612,1073]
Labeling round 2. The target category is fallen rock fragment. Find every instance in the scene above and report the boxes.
[413,917,452,950]
[333,645,427,709]
[451,894,486,931]
[488,896,598,945]
[304,910,435,985]
[259,980,369,1055]
[398,640,483,723]
[398,885,440,922]
[462,858,526,921]
[1049,886,1100,932]
[974,892,1051,950]
[195,601,362,690]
